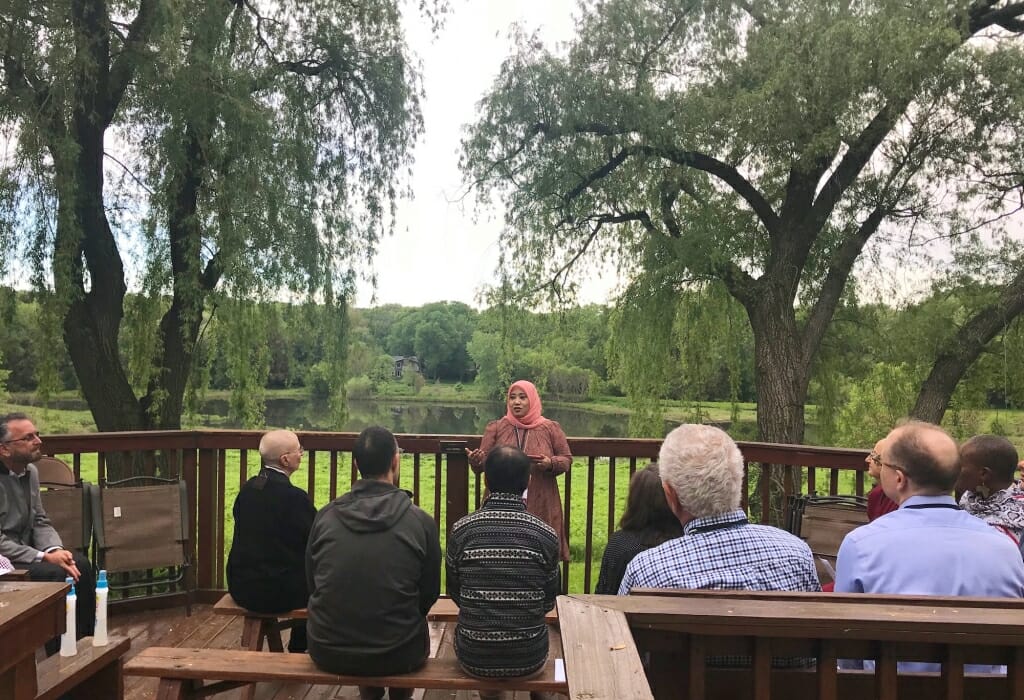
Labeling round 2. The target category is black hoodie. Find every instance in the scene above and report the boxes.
[305,478,441,675]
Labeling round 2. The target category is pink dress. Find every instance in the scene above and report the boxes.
[470,417,572,561]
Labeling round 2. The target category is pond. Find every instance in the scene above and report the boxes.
[194,397,653,438]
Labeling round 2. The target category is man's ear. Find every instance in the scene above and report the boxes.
[662,480,684,520]
[391,452,401,483]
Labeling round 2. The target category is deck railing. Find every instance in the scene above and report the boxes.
[42,430,869,599]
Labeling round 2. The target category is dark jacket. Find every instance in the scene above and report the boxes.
[306,478,441,675]
[227,467,315,613]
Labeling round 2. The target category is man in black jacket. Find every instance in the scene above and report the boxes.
[306,426,441,700]
[227,429,315,652]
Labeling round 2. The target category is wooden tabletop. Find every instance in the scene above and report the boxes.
[0,581,69,700]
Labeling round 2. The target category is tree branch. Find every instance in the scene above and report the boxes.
[911,264,1024,422]
[105,0,161,126]
[801,205,887,362]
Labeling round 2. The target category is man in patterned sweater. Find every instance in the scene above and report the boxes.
[446,445,560,694]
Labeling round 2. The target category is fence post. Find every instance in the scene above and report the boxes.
[441,441,468,536]
[196,445,218,590]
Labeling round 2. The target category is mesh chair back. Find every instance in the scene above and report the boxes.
[95,482,187,572]
[798,496,868,584]
[40,484,91,554]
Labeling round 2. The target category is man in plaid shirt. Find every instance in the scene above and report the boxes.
[619,424,819,594]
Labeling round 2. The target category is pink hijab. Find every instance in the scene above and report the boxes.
[505,380,548,430]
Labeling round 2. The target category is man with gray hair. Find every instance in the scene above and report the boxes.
[619,424,819,594]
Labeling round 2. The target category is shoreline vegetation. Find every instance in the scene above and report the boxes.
[3,385,1021,453]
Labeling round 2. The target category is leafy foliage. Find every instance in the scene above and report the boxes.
[461,0,1024,443]
[0,0,442,435]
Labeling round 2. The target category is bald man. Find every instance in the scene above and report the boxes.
[835,421,1024,671]
[227,430,316,652]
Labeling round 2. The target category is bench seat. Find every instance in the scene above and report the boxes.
[36,635,130,700]
[125,646,567,699]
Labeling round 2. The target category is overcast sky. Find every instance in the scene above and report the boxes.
[352,1,621,309]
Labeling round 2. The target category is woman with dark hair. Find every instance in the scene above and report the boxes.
[466,380,573,561]
[595,463,683,594]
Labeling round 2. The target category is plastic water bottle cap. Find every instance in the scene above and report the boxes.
[68,583,76,596]
[97,570,108,588]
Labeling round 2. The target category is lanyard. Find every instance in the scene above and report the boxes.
[903,503,959,510]
[688,517,749,535]
[513,426,527,451]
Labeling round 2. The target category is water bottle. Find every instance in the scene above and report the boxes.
[93,569,108,646]
[60,577,77,656]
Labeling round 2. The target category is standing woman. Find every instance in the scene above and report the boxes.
[466,380,572,561]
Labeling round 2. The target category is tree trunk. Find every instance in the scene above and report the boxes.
[911,271,1024,424]
[744,289,814,526]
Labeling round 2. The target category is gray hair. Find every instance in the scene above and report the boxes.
[659,424,744,518]
[0,412,30,442]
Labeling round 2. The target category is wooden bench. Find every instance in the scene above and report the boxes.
[212,593,559,653]
[573,590,1024,700]
[211,593,306,652]
[124,646,567,699]
[35,635,130,700]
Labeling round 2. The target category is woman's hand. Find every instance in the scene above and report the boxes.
[529,454,552,470]
[466,447,485,465]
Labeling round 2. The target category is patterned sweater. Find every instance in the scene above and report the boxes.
[445,492,560,677]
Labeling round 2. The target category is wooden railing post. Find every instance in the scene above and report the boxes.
[196,445,219,590]
[441,441,468,537]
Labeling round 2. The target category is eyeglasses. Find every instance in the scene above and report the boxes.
[2,431,41,445]
[868,451,903,474]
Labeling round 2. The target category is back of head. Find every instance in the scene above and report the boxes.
[887,420,960,493]
[620,463,683,545]
[353,425,397,478]
[961,434,1019,484]
[259,429,300,466]
[659,424,743,518]
[485,446,531,495]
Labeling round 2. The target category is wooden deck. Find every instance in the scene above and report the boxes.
[111,604,562,700]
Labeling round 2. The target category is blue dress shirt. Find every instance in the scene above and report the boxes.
[835,494,1024,673]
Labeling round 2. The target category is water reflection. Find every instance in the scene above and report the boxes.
[194,398,638,437]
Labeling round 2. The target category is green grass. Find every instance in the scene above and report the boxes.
[12,396,1024,593]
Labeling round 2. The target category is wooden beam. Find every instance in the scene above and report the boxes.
[557,595,653,700]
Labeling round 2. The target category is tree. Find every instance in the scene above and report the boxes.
[0,0,440,436]
[461,0,1024,444]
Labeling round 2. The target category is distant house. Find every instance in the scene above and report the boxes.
[392,355,422,379]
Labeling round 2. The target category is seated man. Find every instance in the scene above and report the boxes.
[619,424,819,594]
[306,426,441,700]
[835,421,1024,671]
[957,434,1024,550]
[0,412,95,647]
[446,446,560,694]
[226,429,315,652]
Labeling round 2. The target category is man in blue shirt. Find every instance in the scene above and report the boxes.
[835,420,1024,597]
[619,424,819,594]
[835,421,1024,673]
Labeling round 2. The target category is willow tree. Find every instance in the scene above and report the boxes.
[462,0,1024,445]
[0,0,436,432]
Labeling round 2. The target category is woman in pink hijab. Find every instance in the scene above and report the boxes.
[466,380,573,561]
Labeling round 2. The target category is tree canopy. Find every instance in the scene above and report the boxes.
[0,0,441,433]
[462,0,1024,443]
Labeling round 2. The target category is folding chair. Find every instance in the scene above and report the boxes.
[794,495,868,585]
[36,456,93,558]
[91,476,192,614]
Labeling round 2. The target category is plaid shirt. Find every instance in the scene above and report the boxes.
[618,509,820,594]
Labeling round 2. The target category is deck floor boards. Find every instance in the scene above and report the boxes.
[112,607,463,700]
